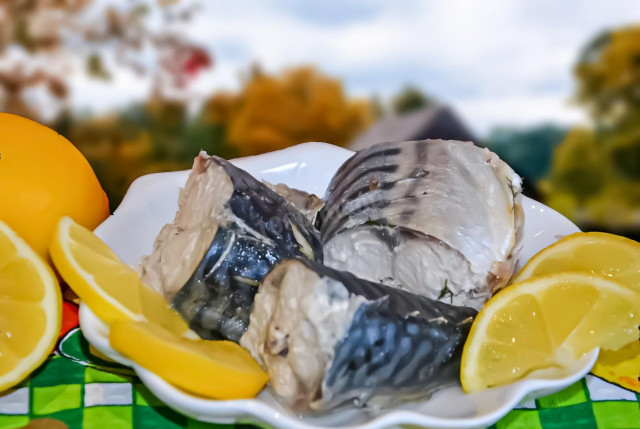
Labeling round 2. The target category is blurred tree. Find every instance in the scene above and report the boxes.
[200,91,239,124]
[543,25,640,233]
[608,131,640,180]
[575,27,640,129]
[203,66,373,156]
[66,115,150,211]
[64,94,235,211]
[1,0,212,210]
[0,66,67,119]
[543,128,605,200]
[0,0,212,123]
[64,90,244,211]
[392,86,435,114]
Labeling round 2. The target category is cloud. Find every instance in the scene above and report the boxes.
[68,0,640,136]
[453,94,587,136]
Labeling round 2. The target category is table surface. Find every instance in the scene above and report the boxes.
[1,303,639,429]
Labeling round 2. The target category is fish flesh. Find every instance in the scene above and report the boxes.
[139,152,323,342]
[240,258,477,411]
[316,140,524,309]
[262,181,324,223]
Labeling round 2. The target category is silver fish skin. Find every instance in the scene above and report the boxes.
[240,258,476,412]
[316,139,524,309]
[139,152,323,342]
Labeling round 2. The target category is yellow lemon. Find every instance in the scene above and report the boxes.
[513,231,640,392]
[50,217,190,335]
[110,321,269,399]
[0,220,61,392]
[461,273,640,392]
[0,113,109,259]
[513,232,640,290]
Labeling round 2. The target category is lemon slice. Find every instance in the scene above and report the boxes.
[0,220,61,391]
[50,217,190,335]
[110,320,268,399]
[461,272,640,392]
[513,231,640,392]
[514,232,640,291]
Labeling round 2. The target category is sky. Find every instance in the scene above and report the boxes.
[70,0,640,136]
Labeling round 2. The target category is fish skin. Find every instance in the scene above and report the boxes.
[316,139,524,306]
[172,156,323,342]
[220,158,322,255]
[173,224,280,341]
[294,259,477,411]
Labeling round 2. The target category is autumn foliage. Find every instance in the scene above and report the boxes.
[202,67,373,156]
[54,66,372,210]
[0,2,372,209]
[542,25,640,231]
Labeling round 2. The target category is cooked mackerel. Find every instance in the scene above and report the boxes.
[240,258,477,412]
[316,140,524,309]
[262,181,324,223]
[139,152,323,342]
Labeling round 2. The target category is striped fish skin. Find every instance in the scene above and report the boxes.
[316,139,524,308]
[241,258,476,412]
[306,260,477,410]
[140,153,323,342]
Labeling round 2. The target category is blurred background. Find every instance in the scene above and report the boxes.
[1,0,639,239]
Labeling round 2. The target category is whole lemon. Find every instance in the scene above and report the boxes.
[0,113,109,259]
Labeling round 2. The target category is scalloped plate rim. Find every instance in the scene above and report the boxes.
[80,141,597,429]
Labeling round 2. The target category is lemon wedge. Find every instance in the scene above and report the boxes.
[0,220,61,391]
[49,217,190,335]
[110,320,268,399]
[461,272,640,392]
[513,231,640,392]
[514,232,640,291]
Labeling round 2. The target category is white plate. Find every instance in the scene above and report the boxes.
[80,142,598,429]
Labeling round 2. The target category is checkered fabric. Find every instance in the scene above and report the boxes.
[0,356,217,429]
[493,377,640,429]
[0,334,638,428]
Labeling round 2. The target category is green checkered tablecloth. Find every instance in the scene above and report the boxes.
[1,328,639,429]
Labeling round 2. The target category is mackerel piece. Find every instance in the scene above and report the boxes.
[241,258,477,411]
[263,181,324,223]
[139,152,322,342]
[317,139,524,309]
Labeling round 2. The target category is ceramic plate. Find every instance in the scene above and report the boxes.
[79,142,598,429]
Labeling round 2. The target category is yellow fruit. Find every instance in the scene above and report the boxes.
[0,113,109,259]
[513,231,640,392]
[513,232,640,291]
[50,217,190,335]
[461,273,640,393]
[110,321,268,399]
[0,220,61,391]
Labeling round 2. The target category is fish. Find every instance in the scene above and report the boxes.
[316,139,524,309]
[262,181,324,223]
[240,258,477,412]
[139,152,323,342]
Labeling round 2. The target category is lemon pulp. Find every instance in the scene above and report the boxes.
[50,217,190,335]
[514,232,640,291]
[513,231,640,392]
[461,272,640,392]
[0,221,61,391]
